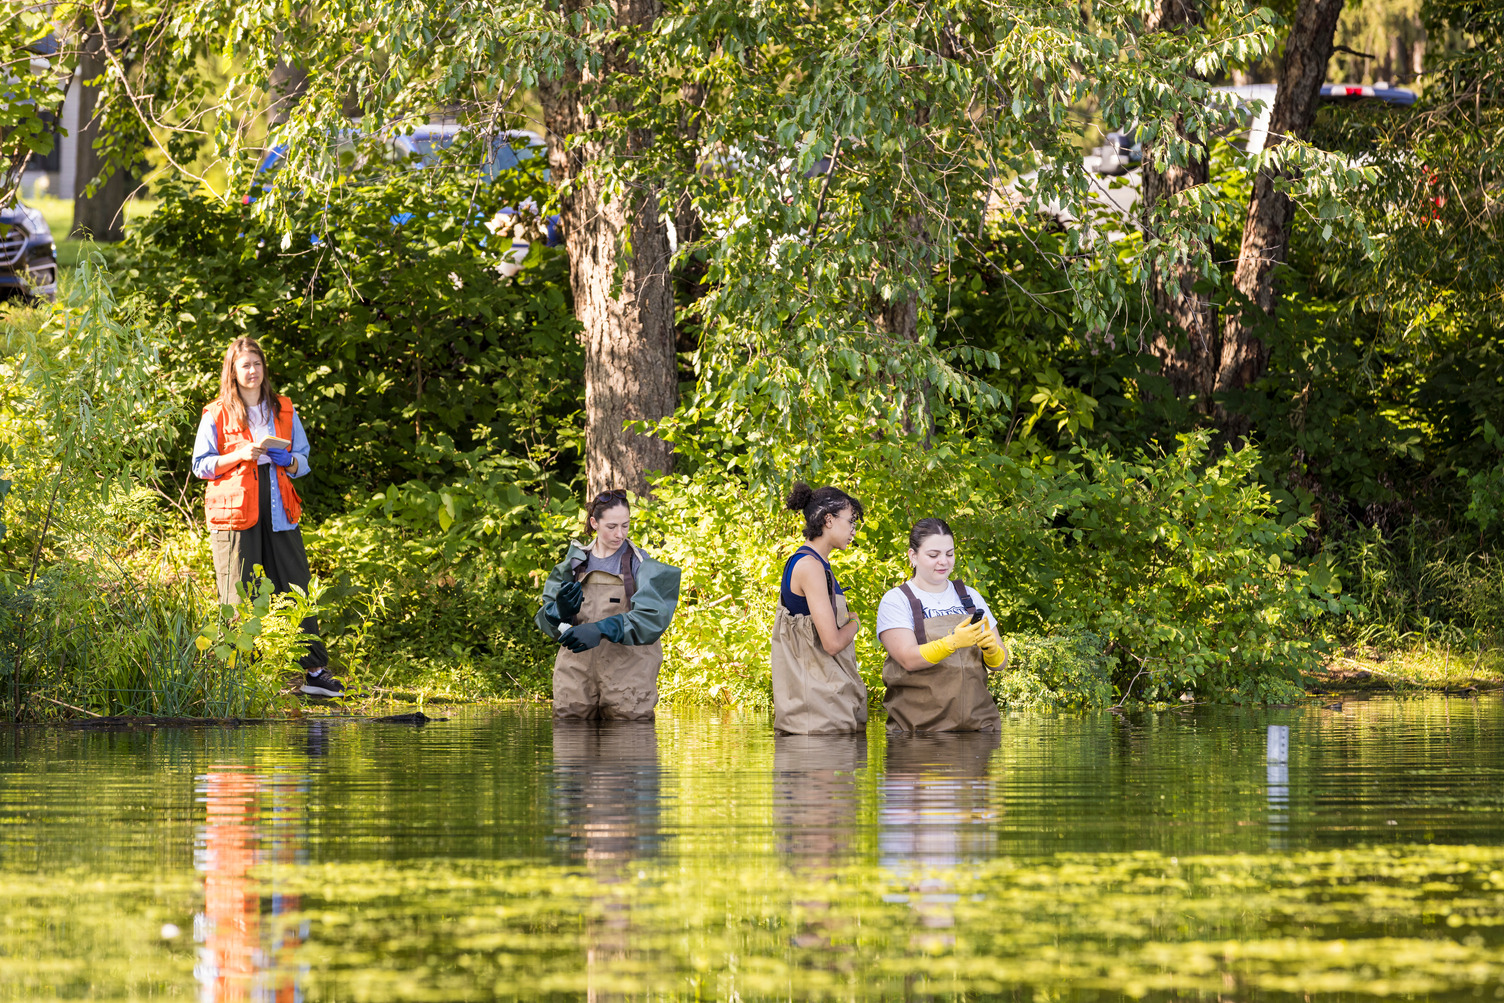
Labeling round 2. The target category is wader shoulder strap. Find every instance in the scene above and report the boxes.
[620,544,638,604]
[797,546,836,600]
[898,580,976,644]
[898,582,929,644]
[573,544,638,604]
[953,579,977,613]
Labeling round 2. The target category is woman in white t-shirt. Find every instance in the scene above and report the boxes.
[876,518,1010,734]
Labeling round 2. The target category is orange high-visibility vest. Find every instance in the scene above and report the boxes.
[202,395,303,531]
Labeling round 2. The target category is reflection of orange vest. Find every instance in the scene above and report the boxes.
[203,395,302,531]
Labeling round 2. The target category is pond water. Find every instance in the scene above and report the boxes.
[4,695,1504,1001]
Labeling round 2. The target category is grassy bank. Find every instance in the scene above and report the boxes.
[1316,644,1504,694]
[2,490,1499,721]
[25,195,157,270]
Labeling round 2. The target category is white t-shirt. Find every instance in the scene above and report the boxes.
[875,581,994,639]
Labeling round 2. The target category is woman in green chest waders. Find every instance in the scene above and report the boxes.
[535,490,682,721]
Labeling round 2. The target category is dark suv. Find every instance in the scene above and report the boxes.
[0,200,59,302]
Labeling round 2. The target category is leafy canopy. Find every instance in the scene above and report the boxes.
[53,0,1365,455]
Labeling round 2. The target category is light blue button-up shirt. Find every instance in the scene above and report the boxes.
[192,400,312,532]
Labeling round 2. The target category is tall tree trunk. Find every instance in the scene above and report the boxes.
[673,81,708,358]
[267,60,308,126]
[71,12,130,241]
[539,0,677,496]
[876,216,929,439]
[1142,0,1217,404]
[1217,0,1345,410]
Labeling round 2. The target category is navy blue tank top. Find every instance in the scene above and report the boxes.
[779,546,845,615]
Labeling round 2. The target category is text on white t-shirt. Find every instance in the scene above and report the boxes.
[874,581,994,638]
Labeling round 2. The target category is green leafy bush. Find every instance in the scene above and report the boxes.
[1011,432,1351,703]
[987,631,1114,710]
[195,569,326,704]
[0,557,298,719]
[647,407,1344,708]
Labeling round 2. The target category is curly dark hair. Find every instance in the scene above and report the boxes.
[785,482,864,541]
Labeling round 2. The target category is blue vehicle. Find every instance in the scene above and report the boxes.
[0,200,58,302]
[246,125,563,265]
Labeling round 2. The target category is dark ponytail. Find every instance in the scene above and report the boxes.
[785,482,864,541]
[908,518,954,552]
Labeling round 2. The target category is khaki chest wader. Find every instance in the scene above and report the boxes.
[553,568,661,721]
[882,582,1001,735]
[770,578,869,734]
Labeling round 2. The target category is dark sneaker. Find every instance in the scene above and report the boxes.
[301,669,345,698]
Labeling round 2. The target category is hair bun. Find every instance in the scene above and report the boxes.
[785,482,813,512]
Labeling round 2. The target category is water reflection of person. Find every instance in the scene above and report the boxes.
[773,733,869,871]
[773,733,869,955]
[879,733,1001,942]
[552,721,663,1000]
[552,721,663,867]
[196,769,260,1002]
[194,764,308,1003]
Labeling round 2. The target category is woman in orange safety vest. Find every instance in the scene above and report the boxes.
[191,337,342,698]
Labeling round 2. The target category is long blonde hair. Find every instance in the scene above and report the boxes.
[216,336,281,429]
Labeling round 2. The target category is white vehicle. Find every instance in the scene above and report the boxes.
[1011,82,1416,228]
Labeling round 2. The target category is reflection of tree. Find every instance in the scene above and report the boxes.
[880,733,1000,947]
[551,722,663,1000]
[772,733,868,873]
[194,761,308,1003]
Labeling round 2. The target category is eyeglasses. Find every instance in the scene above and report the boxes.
[594,489,628,504]
[831,508,861,527]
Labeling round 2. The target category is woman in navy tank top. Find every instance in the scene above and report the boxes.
[769,483,869,734]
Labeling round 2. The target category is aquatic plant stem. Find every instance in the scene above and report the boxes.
[27,460,67,587]
[36,694,102,718]
[12,460,68,720]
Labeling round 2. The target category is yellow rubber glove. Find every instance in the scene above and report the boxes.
[917,614,989,665]
[978,622,1010,670]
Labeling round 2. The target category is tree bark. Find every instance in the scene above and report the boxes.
[1142,0,1217,404]
[539,0,678,496]
[71,12,130,242]
[672,81,708,358]
[1217,0,1345,407]
[267,60,308,126]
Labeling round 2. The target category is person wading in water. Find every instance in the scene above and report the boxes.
[876,518,1009,734]
[536,490,682,720]
[192,337,342,698]
[769,483,868,734]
